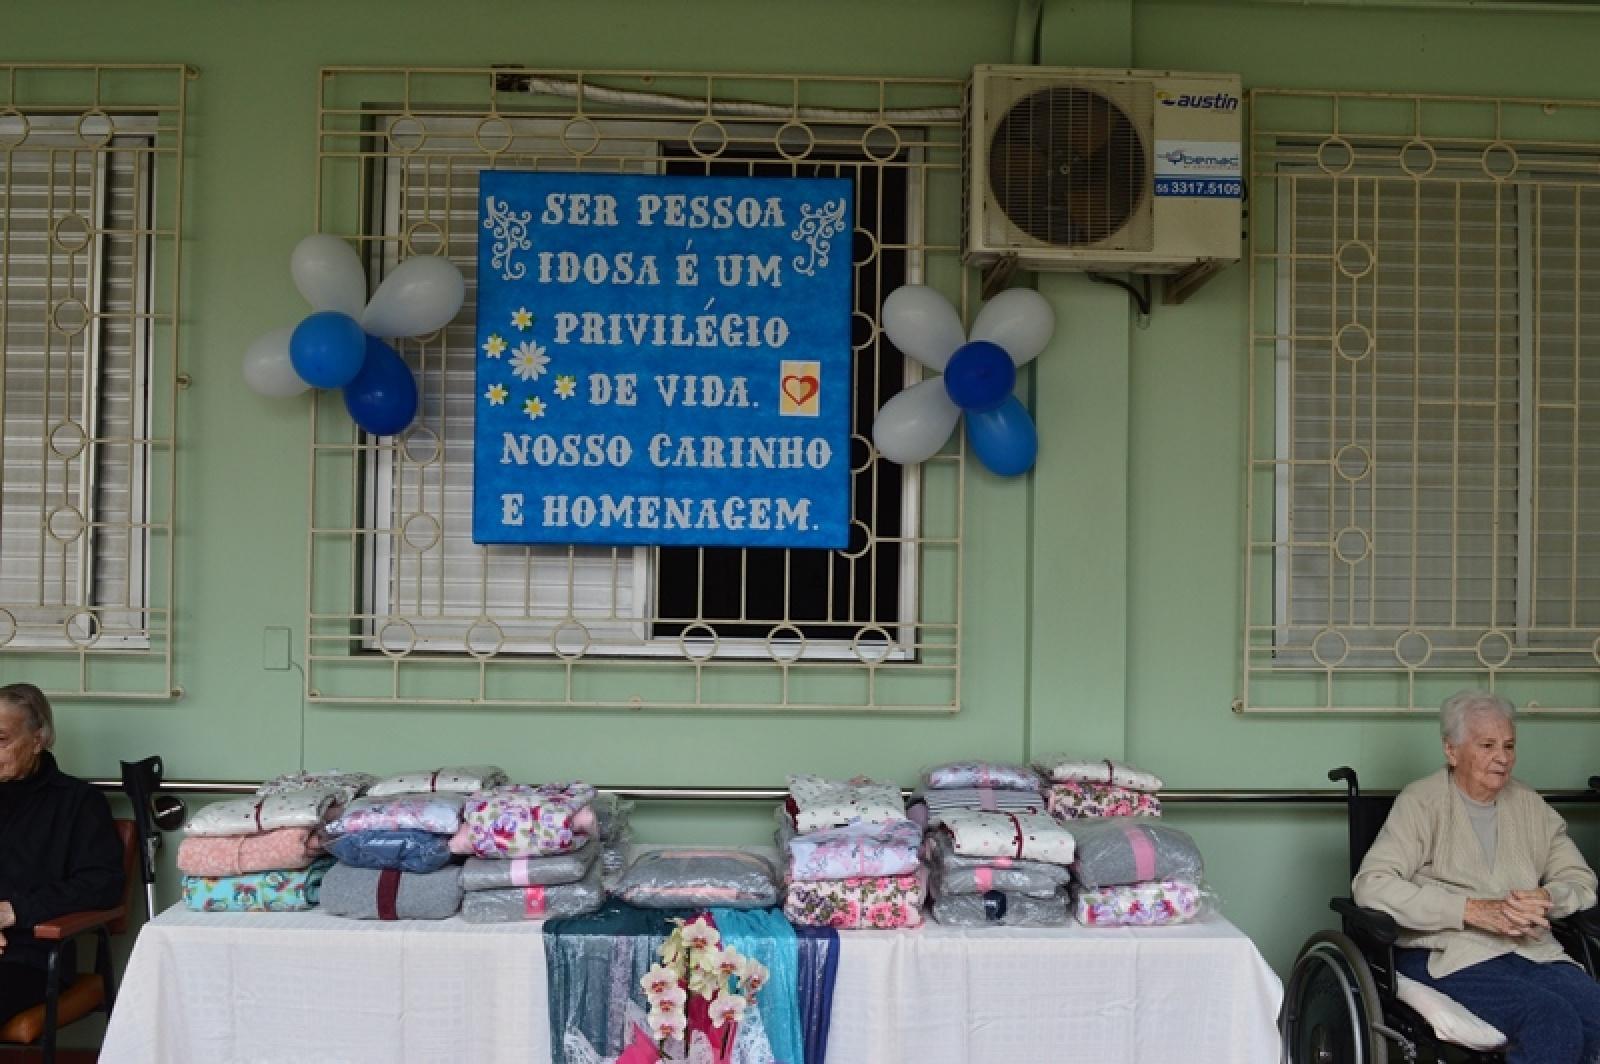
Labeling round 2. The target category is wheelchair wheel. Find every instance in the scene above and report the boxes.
[1282,930,1387,1064]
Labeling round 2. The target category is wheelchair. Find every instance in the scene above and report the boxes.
[1280,767,1600,1064]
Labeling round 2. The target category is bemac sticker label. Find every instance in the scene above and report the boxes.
[1154,139,1242,199]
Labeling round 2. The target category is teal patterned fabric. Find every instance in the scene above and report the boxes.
[181,857,334,912]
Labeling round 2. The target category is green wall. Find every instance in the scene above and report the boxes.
[7,0,1600,994]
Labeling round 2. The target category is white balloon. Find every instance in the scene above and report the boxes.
[881,285,966,371]
[360,256,466,339]
[290,235,368,319]
[871,378,962,465]
[970,287,1055,366]
[242,326,310,398]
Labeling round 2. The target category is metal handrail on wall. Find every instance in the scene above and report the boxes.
[87,779,1600,805]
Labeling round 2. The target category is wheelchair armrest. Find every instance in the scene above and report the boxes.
[1331,897,1399,945]
[32,905,124,942]
[1553,904,1600,939]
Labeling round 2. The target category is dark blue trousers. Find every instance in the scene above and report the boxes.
[1397,948,1600,1064]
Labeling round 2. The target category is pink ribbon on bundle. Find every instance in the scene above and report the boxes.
[522,886,547,917]
[973,867,994,891]
[977,786,998,812]
[1124,824,1157,882]
[508,859,531,888]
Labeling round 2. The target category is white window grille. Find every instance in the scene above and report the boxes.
[308,68,966,710]
[0,65,187,700]
[1245,90,1600,714]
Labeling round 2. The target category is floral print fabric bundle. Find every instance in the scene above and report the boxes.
[937,810,1077,866]
[366,764,508,798]
[323,793,465,837]
[1047,781,1163,820]
[920,761,1043,792]
[185,789,341,837]
[1072,879,1204,927]
[1033,757,1163,794]
[459,782,597,858]
[785,774,906,835]
[777,812,922,882]
[176,827,322,877]
[182,858,334,912]
[784,871,926,929]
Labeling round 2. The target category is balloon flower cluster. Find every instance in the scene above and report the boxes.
[242,236,466,436]
[872,284,1054,476]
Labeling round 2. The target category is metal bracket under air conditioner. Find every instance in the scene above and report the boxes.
[1162,258,1227,306]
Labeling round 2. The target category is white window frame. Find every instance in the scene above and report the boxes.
[1272,149,1600,662]
[360,114,923,661]
[0,116,155,651]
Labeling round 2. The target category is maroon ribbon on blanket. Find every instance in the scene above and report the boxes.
[429,769,442,793]
[377,868,401,921]
[1005,812,1025,860]
[253,800,265,833]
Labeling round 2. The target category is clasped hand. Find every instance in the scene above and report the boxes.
[1465,889,1553,937]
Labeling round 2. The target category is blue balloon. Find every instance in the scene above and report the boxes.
[342,336,418,436]
[289,311,367,388]
[941,340,1017,412]
[966,395,1038,476]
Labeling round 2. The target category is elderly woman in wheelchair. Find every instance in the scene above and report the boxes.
[1346,689,1600,1064]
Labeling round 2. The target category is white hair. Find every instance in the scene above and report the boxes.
[1440,689,1515,746]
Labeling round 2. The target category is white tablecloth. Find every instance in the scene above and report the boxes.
[101,906,1282,1063]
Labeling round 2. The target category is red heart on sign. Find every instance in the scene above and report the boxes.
[782,374,819,406]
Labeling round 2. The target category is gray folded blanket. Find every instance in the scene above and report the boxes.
[460,863,605,922]
[319,862,463,920]
[931,888,1070,927]
[1068,817,1204,889]
[460,838,597,891]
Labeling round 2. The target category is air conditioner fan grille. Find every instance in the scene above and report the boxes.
[988,85,1148,247]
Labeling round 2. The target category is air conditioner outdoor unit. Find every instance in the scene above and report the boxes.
[965,64,1242,279]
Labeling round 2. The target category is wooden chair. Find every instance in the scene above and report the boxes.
[0,820,138,1063]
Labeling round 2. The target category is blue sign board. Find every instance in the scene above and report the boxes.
[474,171,854,549]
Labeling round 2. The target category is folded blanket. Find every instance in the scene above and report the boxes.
[936,810,1076,866]
[921,761,1042,792]
[930,888,1069,927]
[256,770,376,805]
[777,813,921,882]
[917,787,1046,820]
[1069,817,1204,888]
[459,782,597,858]
[930,863,1061,899]
[612,849,779,910]
[921,832,1073,888]
[1073,879,1204,927]
[786,774,906,835]
[319,862,464,920]
[1047,781,1162,820]
[176,827,321,877]
[325,829,453,873]
[713,907,805,1064]
[783,871,925,929]
[460,863,604,922]
[182,858,333,912]
[460,839,597,890]
[185,790,339,837]
[366,765,508,798]
[1033,756,1163,793]
[794,925,840,1064]
[323,793,464,837]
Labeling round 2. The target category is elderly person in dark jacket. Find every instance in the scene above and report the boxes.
[0,683,124,1024]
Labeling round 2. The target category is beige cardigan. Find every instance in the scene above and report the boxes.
[1352,768,1598,978]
